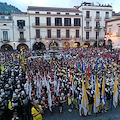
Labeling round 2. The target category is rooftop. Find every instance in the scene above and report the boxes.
[27,6,81,13]
[80,2,112,7]
[112,12,120,16]
[106,18,120,22]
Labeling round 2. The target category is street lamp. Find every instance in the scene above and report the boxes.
[13,42,15,50]
[97,22,100,47]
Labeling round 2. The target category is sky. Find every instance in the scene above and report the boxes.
[1,0,120,12]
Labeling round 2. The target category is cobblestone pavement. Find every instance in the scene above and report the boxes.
[43,103,120,120]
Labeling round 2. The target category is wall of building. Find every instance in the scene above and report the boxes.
[106,19,120,47]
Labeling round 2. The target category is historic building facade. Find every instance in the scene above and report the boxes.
[27,6,82,50]
[78,2,113,47]
[0,3,117,51]
[106,18,120,47]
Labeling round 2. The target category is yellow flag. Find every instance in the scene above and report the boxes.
[94,76,100,113]
[1,62,4,72]
[21,49,23,55]
[113,74,118,108]
[13,54,15,63]
[85,77,88,89]
[101,75,105,107]
[81,76,89,116]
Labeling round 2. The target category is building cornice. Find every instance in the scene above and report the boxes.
[82,7,112,11]
[28,13,82,17]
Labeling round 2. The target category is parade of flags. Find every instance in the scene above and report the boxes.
[0,47,119,119]
[113,73,118,108]
[94,76,100,113]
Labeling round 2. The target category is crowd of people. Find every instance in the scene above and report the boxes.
[0,47,120,120]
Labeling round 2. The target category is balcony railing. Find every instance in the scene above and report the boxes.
[95,17,101,21]
[116,32,120,36]
[94,27,101,31]
[104,17,111,21]
[85,16,92,21]
[45,36,73,40]
[32,23,80,27]
[34,36,42,39]
[83,37,105,41]
[84,26,92,31]
[19,38,26,42]
[17,27,25,31]
[1,38,10,42]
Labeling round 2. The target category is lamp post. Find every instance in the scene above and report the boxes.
[97,22,100,47]
[13,42,15,50]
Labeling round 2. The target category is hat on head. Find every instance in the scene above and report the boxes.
[13,93,17,98]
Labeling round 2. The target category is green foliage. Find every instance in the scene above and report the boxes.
[0,2,21,14]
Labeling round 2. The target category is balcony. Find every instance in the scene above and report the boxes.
[103,27,106,31]
[32,23,80,28]
[116,32,120,37]
[74,36,81,42]
[17,27,25,32]
[45,36,73,40]
[85,16,92,21]
[1,38,10,43]
[95,17,101,21]
[104,17,111,21]
[84,26,92,31]
[18,38,26,42]
[94,27,101,31]
[83,37,105,42]
[83,37,104,42]
[34,36,42,40]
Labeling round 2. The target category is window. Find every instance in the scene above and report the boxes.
[35,12,39,14]
[47,12,51,14]
[35,17,40,26]
[57,13,60,14]
[57,30,61,38]
[96,32,99,39]
[76,30,79,38]
[66,30,70,38]
[36,29,40,38]
[96,11,100,19]
[3,31,8,41]
[96,22,100,28]
[20,32,24,39]
[74,18,80,26]
[86,11,90,18]
[108,28,111,34]
[9,16,12,20]
[55,18,62,26]
[86,21,89,28]
[86,32,89,39]
[1,16,5,19]
[17,20,25,29]
[105,12,109,19]
[47,29,51,38]
[47,17,51,26]
[76,13,79,15]
[64,18,71,26]
[118,26,120,35]
[66,13,69,15]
